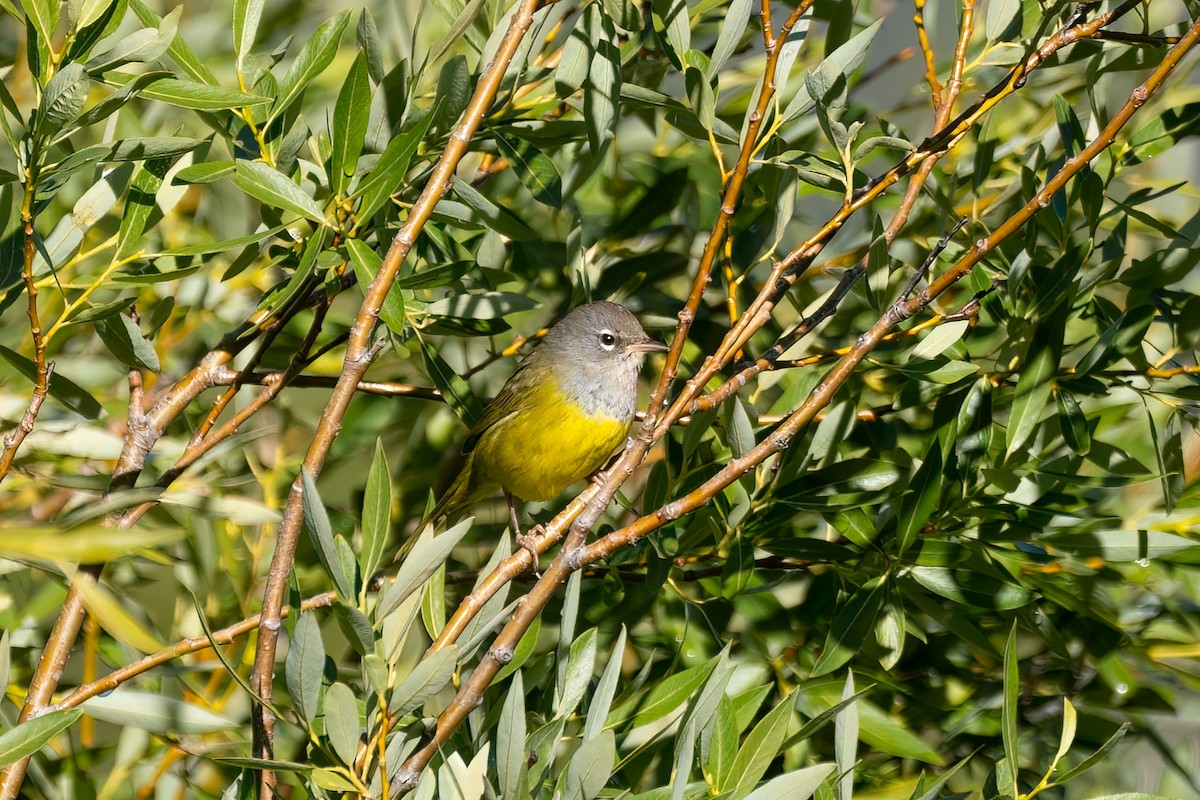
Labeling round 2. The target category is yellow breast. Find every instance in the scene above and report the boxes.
[471,379,631,502]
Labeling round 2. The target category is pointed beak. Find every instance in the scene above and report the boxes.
[627,338,670,353]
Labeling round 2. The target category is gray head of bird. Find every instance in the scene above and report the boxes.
[535,301,668,413]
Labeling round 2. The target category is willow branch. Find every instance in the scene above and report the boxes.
[0,166,52,484]
[578,10,1200,567]
[246,1,547,794]
[395,15,1199,790]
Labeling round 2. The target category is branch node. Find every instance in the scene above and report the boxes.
[490,644,515,664]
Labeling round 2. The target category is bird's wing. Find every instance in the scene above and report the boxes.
[460,358,537,454]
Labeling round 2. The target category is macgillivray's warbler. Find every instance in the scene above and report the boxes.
[424,301,667,556]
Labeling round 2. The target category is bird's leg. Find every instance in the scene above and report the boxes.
[507,492,542,576]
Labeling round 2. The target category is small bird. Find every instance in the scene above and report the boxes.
[425,301,667,551]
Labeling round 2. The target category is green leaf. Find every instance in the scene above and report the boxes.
[84,8,179,73]
[95,314,160,372]
[285,611,326,721]
[323,681,360,766]
[811,583,885,678]
[1150,409,1184,514]
[584,6,620,155]
[708,0,751,77]
[743,765,836,800]
[352,110,432,220]
[428,55,471,136]
[233,159,325,223]
[607,656,718,729]
[564,729,615,800]
[1053,722,1131,784]
[0,709,82,768]
[358,438,391,584]
[908,567,1034,610]
[1055,391,1090,455]
[233,0,265,68]
[492,131,562,206]
[37,63,89,137]
[116,161,165,260]
[726,692,795,799]
[985,0,1022,43]
[451,180,538,240]
[271,10,351,124]
[835,673,856,800]
[784,18,881,123]
[497,670,527,799]
[417,335,483,429]
[557,628,599,720]
[0,344,103,419]
[301,468,355,599]
[583,626,626,741]
[389,644,457,715]
[1002,621,1019,800]
[101,72,270,109]
[345,238,405,336]
[330,51,371,196]
[24,0,60,59]
[377,518,472,618]
[171,160,236,185]
[896,442,942,554]
[128,0,218,84]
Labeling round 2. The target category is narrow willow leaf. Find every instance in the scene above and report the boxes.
[1150,409,1184,513]
[584,7,620,155]
[727,692,795,798]
[345,238,404,336]
[358,438,391,584]
[82,691,237,735]
[1002,621,1019,800]
[555,11,590,97]
[564,729,615,800]
[708,0,751,77]
[1056,390,1090,455]
[330,51,371,196]
[985,0,1022,43]
[377,518,472,617]
[451,180,537,240]
[68,71,171,134]
[1053,722,1131,784]
[707,698,738,789]
[653,0,690,69]
[896,442,942,554]
[357,9,384,83]
[300,468,354,599]
[0,344,103,418]
[352,110,432,220]
[128,0,218,84]
[286,612,326,721]
[744,764,836,800]
[583,626,626,741]
[389,645,457,715]
[271,10,351,123]
[323,682,361,766]
[811,584,885,677]
[671,722,695,800]
[784,18,880,124]
[102,73,269,109]
[607,656,718,728]
[73,576,164,653]
[492,131,562,206]
[116,162,165,259]
[84,7,179,73]
[556,628,598,720]
[835,673,856,800]
[24,0,60,57]
[233,159,325,222]
[234,0,265,68]
[38,63,89,136]
[496,670,527,800]
[95,314,160,372]
[0,709,83,768]
[417,336,483,428]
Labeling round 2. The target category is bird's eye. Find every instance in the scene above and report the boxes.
[599,330,617,349]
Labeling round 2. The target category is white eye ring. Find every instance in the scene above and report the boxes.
[598,330,617,350]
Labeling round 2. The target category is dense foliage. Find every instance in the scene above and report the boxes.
[1,0,1199,798]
